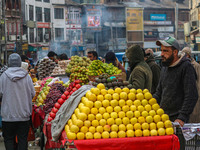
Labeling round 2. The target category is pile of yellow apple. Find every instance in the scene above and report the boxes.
[65,83,174,140]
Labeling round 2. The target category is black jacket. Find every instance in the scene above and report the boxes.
[153,54,198,122]
[145,54,161,94]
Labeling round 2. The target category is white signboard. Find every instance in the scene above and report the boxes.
[158,26,174,32]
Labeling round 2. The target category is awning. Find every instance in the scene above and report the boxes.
[28,44,43,52]
[115,52,125,62]
[104,22,125,27]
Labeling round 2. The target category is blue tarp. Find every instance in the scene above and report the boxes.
[115,52,125,62]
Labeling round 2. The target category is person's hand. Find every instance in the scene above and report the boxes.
[174,119,184,127]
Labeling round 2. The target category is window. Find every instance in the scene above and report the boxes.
[30,28,34,43]
[29,5,34,21]
[44,8,51,22]
[37,28,43,42]
[54,8,64,19]
[67,8,81,24]
[36,7,42,22]
[45,28,51,42]
[55,28,64,40]
[35,0,41,1]
[43,0,50,2]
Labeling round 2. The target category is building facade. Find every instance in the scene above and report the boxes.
[187,0,200,51]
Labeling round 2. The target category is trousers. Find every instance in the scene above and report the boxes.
[2,120,30,150]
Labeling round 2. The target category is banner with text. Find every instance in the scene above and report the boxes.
[126,8,143,31]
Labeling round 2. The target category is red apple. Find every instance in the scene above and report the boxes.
[75,79,80,84]
[58,98,64,105]
[104,125,111,131]
[67,95,71,99]
[49,112,56,119]
[64,91,69,96]
[70,91,74,95]
[72,87,77,92]
[47,116,53,122]
[52,107,58,114]
[75,84,81,89]
[61,94,67,100]
[54,102,61,109]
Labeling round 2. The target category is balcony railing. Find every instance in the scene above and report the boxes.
[5,9,20,18]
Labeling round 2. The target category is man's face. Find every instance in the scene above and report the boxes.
[49,57,55,61]
[161,45,175,67]
[25,59,30,64]
[87,53,95,61]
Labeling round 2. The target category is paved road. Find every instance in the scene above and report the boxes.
[0,138,40,150]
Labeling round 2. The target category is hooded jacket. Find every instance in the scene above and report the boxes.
[0,53,35,122]
[153,53,198,122]
[126,45,152,91]
[145,53,161,94]
[189,58,200,123]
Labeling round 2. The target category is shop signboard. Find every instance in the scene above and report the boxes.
[195,36,200,43]
[159,33,174,39]
[126,8,143,31]
[150,14,166,21]
[126,8,144,45]
[157,26,174,32]
[86,5,102,29]
[22,43,28,50]
[144,21,171,25]
[144,31,159,38]
[184,22,190,36]
[37,22,51,28]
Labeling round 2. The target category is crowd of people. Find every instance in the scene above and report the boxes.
[0,36,199,150]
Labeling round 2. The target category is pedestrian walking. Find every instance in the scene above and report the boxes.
[0,53,35,150]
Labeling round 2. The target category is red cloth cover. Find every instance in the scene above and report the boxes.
[32,105,45,128]
[62,133,180,150]
[43,122,63,149]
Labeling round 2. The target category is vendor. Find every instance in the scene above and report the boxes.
[87,51,98,61]
[105,51,126,73]
[48,51,58,63]
[59,53,68,60]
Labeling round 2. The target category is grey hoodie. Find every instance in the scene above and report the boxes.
[0,53,35,122]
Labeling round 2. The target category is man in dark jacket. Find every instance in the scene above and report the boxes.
[154,37,198,150]
[126,45,152,91]
[144,50,161,94]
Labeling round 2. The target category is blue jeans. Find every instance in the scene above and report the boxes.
[2,120,30,150]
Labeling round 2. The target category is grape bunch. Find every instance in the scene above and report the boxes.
[49,83,66,93]
[43,83,66,114]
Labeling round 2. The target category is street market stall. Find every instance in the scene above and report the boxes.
[30,55,181,150]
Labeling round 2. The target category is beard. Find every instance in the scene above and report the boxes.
[162,54,174,67]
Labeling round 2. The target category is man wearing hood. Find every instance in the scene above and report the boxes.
[126,45,152,91]
[144,49,161,94]
[153,37,198,150]
[0,53,35,150]
[182,47,200,123]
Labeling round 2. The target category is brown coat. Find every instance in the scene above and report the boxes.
[189,59,200,123]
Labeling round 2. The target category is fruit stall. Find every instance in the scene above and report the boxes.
[30,56,180,150]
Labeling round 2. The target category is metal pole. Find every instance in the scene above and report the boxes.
[110,22,114,52]
[96,32,98,55]
[3,0,7,65]
[175,2,178,39]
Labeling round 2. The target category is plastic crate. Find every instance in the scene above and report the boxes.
[175,126,200,150]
